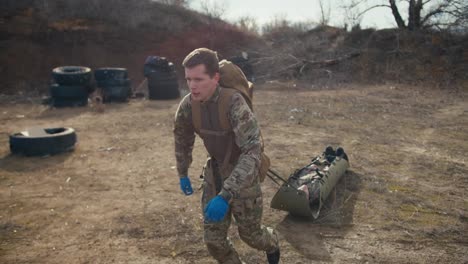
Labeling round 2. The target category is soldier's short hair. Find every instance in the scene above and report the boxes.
[182,48,219,77]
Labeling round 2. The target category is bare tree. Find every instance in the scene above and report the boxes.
[262,14,316,37]
[198,0,228,49]
[341,0,365,30]
[236,15,260,35]
[199,0,227,19]
[262,14,291,36]
[317,0,331,26]
[350,0,468,30]
[154,0,191,7]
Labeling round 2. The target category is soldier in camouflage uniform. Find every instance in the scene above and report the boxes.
[174,48,280,264]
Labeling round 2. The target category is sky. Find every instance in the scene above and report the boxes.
[189,0,400,30]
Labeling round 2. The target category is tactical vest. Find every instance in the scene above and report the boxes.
[191,87,241,171]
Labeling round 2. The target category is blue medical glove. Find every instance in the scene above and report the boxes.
[204,195,229,222]
[179,176,193,195]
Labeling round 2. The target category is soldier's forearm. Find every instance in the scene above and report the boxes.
[175,142,193,177]
[173,120,195,177]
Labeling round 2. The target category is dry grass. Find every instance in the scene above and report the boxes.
[1,83,467,263]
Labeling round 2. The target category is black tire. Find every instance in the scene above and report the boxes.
[94,68,128,81]
[147,71,179,100]
[144,56,169,68]
[148,87,180,100]
[167,62,175,71]
[144,63,174,77]
[102,85,131,103]
[10,127,77,156]
[49,84,89,99]
[148,82,180,100]
[41,96,52,105]
[52,66,92,86]
[143,62,175,77]
[147,71,177,82]
[96,78,131,88]
[52,97,88,108]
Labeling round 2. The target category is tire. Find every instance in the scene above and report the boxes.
[52,97,88,108]
[102,85,131,103]
[49,84,89,99]
[148,81,180,100]
[96,78,131,88]
[41,96,52,105]
[147,71,177,82]
[52,66,92,86]
[94,68,128,81]
[144,68,177,79]
[144,63,174,77]
[10,127,77,156]
[148,71,179,100]
[144,56,169,68]
[148,87,180,100]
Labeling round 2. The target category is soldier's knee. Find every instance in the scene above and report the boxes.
[205,239,240,263]
[239,226,279,250]
[239,229,262,247]
[204,235,229,254]
[206,240,225,258]
[205,241,219,252]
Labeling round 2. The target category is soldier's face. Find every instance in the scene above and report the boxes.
[185,64,219,102]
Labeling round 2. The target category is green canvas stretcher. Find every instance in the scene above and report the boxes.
[270,153,350,218]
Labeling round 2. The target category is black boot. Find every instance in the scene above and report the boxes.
[336,147,349,161]
[267,249,280,264]
[324,146,336,163]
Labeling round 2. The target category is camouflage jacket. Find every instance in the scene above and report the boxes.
[174,86,262,200]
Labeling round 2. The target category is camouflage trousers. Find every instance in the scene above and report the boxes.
[202,159,279,264]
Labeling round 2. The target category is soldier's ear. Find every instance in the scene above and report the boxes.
[213,72,220,82]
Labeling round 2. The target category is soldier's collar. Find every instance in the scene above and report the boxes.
[201,85,221,104]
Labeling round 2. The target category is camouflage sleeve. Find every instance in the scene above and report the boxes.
[220,93,262,200]
[173,94,196,178]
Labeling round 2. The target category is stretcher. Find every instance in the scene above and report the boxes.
[269,146,349,218]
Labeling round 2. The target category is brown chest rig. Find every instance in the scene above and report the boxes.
[191,88,241,174]
[191,60,271,183]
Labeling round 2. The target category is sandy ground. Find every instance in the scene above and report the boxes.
[0,82,467,264]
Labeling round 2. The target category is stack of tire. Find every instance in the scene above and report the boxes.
[50,66,93,107]
[94,68,131,103]
[144,56,180,100]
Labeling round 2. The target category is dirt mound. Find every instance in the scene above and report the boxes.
[252,26,467,88]
[1,1,466,94]
[357,29,468,85]
[0,1,261,94]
